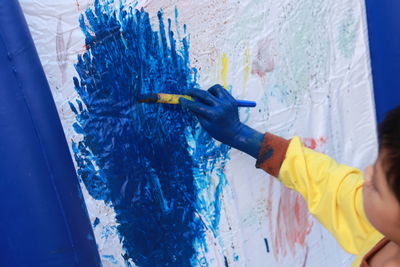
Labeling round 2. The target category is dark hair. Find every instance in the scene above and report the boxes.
[378,106,400,202]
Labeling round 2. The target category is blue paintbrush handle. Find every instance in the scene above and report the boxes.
[236,99,257,108]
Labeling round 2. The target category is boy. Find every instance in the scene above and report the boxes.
[180,85,400,267]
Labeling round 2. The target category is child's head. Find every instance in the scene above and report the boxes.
[378,107,400,203]
[363,106,400,243]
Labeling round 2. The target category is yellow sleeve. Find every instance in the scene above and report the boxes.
[278,136,377,255]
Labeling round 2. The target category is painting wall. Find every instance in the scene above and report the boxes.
[20,0,377,266]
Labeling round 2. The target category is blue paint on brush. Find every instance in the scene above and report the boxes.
[70,1,230,265]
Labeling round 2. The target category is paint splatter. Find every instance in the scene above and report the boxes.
[224,256,229,267]
[302,137,326,150]
[93,217,100,228]
[243,47,251,88]
[252,37,275,78]
[268,0,331,106]
[264,238,270,253]
[221,53,229,89]
[71,1,229,265]
[337,10,357,58]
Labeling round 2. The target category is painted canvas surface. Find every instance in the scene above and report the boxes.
[20,0,377,266]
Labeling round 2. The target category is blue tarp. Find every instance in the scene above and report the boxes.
[366,0,400,123]
[0,0,101,266]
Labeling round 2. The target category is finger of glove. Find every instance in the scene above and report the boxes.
[220,87,237,104]
[208,84,236,104]
[186,88,218,106]
[179,97,214,119]
[197,116,212,131]
[208,84,226,98]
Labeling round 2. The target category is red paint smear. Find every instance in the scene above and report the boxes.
[252,37,275,78]
[274,187,313,258]
[266,137,327,261]
[302,137,326,150]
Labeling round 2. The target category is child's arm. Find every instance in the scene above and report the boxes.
[180,85,379,255]
[257,132,377,255]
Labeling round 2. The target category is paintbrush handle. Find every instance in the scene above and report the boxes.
[235,100,256,108]
[139,93,257,107]
[160,94,257,108]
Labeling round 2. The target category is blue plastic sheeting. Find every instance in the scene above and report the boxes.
[0,1,101,266]
[365,0,400,123]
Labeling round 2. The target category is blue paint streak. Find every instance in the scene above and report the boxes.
[93,217,100,228]
[103,255,119,265]
[224,256,229,267]
[70,1,230,266]
[264,238,270,253]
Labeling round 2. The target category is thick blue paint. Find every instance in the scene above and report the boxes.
[93,217,100,228]
[71,1,230,266]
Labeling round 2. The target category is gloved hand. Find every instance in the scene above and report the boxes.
[179,84,264,159]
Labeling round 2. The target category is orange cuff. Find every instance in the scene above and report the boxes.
[255,133,290,177]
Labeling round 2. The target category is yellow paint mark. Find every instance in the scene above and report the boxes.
[157,93,193,104]
[221,53,229,89]
[244,47,251,88]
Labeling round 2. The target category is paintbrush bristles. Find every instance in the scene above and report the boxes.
[137,93,159,103]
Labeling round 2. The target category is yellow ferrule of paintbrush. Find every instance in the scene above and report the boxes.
[157,93,193,104]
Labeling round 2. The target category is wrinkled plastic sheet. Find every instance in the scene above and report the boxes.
[20,0,376,266]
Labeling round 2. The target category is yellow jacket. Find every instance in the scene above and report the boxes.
[256,134,384,266]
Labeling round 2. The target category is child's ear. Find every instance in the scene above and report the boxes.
[364,165,374,183]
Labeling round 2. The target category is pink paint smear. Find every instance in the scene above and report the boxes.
[267,137,327,263]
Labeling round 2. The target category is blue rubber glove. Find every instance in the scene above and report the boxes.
[179,84,264,159]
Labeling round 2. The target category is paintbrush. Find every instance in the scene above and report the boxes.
[138,93,257,107]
